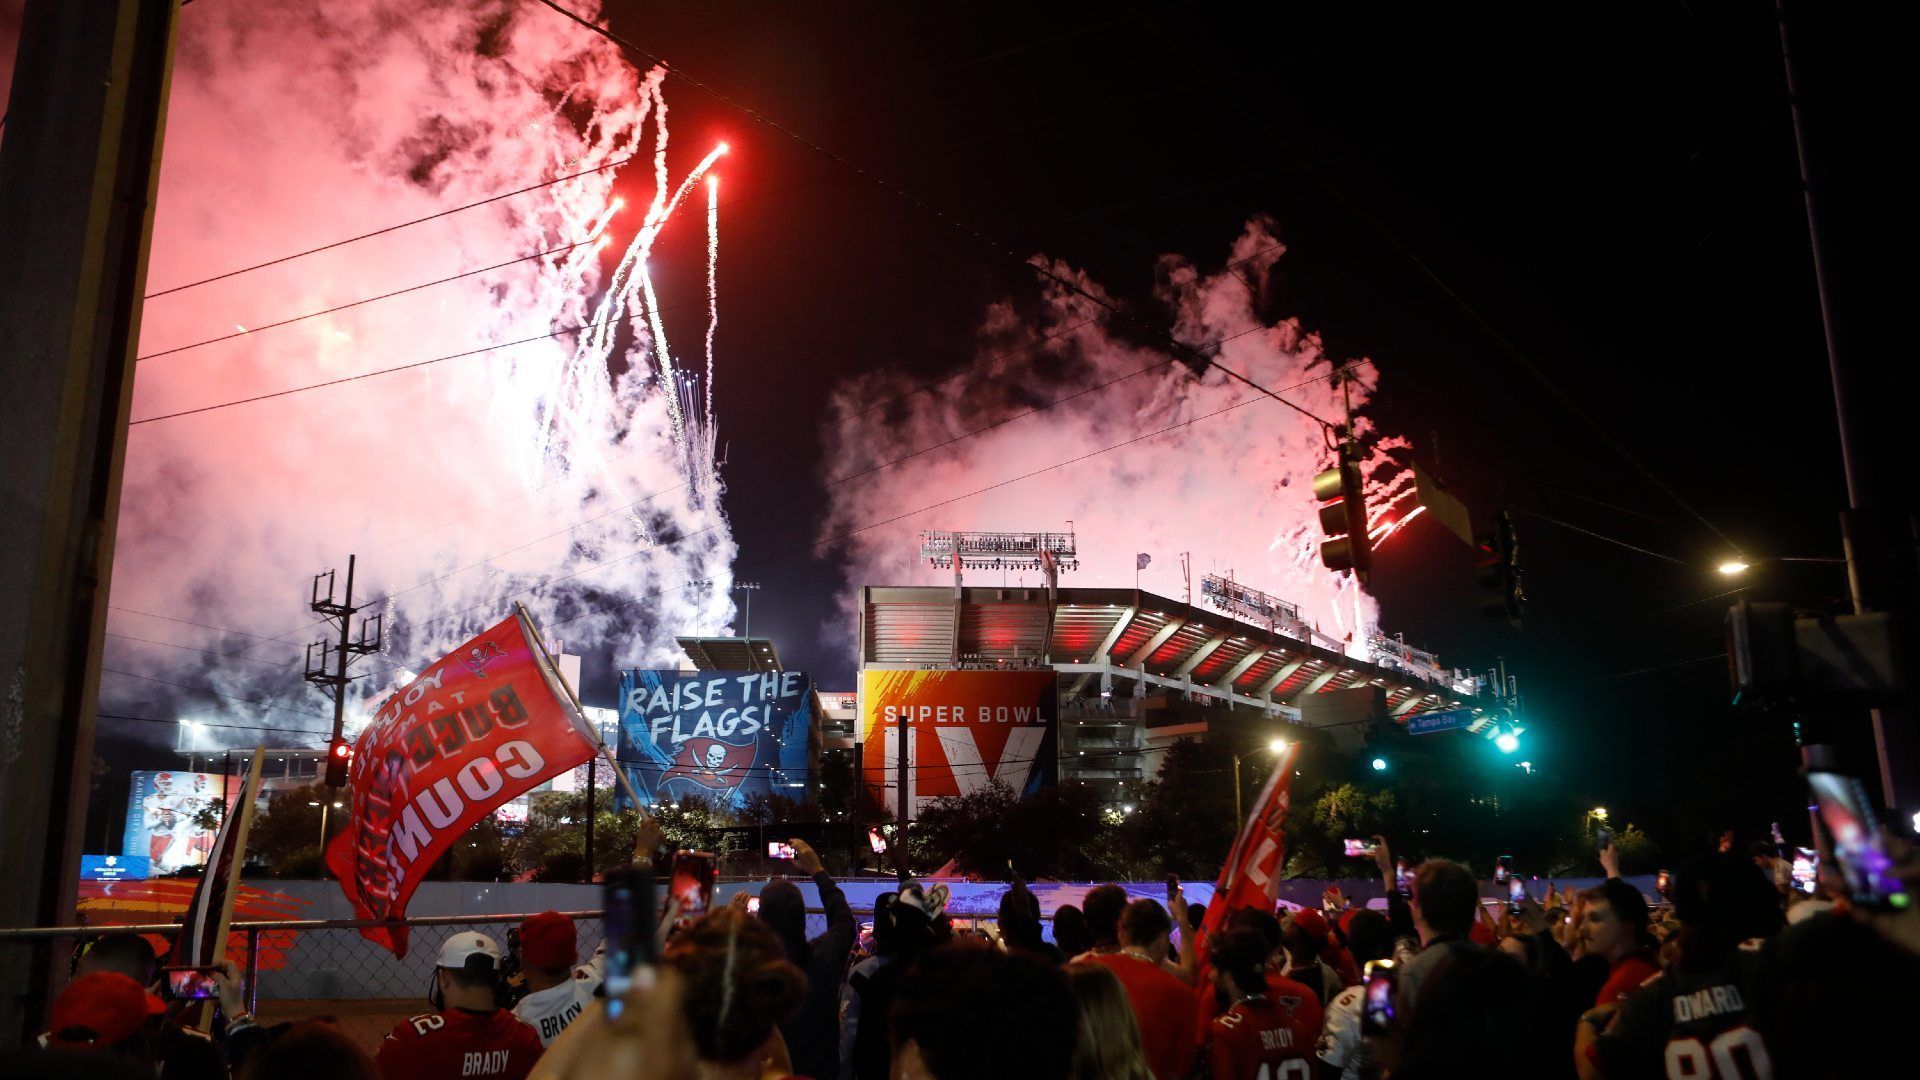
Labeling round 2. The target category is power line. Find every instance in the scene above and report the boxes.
[99,667,331,718]
[108,606,287,642]
[1127,7,1741,552]
[96,712,332,740]
[143,152,641,299]
[1510,508,1699,568]
[104,631,291,666]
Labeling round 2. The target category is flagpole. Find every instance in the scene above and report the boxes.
[512,602,652,817]
[196,746,265,1031]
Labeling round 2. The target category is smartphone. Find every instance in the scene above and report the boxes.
[161,966,218,1001]
[1165,874,1180,904]
[867,827,888,855]
[601,867,654,1020]
[1807,771,1907,909]
[1494,855,1511,885]
[668,850,717,921]
[1343,838,1379,858]
[1790,848,1818,895]
[1361,959,1397,1035]
[767,841,795,860]
[1595,826,1614,852]
[1507,877,1526,913]
[1655,869,1672,901]
[1394,858,1412,897]
[747,895,761,914]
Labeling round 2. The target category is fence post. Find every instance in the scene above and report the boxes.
[244,928,260,1014]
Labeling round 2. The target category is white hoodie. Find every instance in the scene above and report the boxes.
[513,948,604,1047]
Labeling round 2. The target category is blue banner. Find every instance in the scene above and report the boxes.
[1405,707,1475,735]
[616,670,813,810]
[81,854,152,881]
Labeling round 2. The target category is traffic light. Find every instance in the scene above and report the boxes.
[325,738,353,788]
[1314,451,1371,580]
[1475,510,1524,624]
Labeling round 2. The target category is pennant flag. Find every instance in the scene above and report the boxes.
[1136,552,1152,570]
[325,609,597,956]
[177,746,266,1030]
[1200,742,1301,961]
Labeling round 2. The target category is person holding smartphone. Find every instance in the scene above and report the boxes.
[752,837,855,1080]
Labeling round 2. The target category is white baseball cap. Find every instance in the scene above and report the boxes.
[436,932,503,972]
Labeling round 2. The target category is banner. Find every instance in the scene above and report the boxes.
[616,670,813,810]
[1200,742,1301,961]
[858,669,1058,817]
[178,747,265,1031]
[124,770,228,874]
[325,609,597,956]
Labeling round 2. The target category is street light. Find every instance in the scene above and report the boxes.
[1371,757,1388,772]
[1718,559,1752,576]
[1585,806,1609,834]
[1233,739,1293,825]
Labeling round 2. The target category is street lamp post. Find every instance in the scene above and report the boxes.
[1584,806,1609,836]
[1232,739,1291,826]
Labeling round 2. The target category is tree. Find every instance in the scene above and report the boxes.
[1125,739,1239,879]
[246,782,329,878]
[911,781,1125,879]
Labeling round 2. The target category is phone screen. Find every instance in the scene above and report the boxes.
[767,841,795,860]
[1394,858,1412,897]
[1361,960,1396,1035]
[601,868,653,1019]
[1507,877,1526,910]
[1808,772,1906,908]
[1790,848,1818,895]
[1656,870,1672,900]
[1595,826,1614,852]
[163,966,218,1000]
[1343,838,1378,858]
[669,850,716,920]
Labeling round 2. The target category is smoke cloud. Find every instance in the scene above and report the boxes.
[102,0,734,737]
[818,216,1410,656]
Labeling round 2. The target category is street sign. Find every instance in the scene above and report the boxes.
[1405,707,1474,735]
[80,854,151,881]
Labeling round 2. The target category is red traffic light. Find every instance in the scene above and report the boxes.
[330,741,352,759]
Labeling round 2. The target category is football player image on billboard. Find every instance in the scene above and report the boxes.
[123,770,228,873]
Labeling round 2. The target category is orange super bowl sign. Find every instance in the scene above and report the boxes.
[858,669,1057,816]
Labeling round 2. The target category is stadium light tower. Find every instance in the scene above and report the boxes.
[919,528,1079,591]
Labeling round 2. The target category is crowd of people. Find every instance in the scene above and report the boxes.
[13,826,1920,1078]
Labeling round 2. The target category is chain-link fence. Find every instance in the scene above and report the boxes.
[0,907,928,1053]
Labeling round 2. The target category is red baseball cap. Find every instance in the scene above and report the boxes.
[519,911,577,970]
[1288,907,1332,941]
[47,972,164,1047]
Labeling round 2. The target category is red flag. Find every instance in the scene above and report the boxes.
[324,610,595,956]
[1200,743,1301,958]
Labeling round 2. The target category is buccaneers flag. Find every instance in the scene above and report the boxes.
[1199,742,1301,961]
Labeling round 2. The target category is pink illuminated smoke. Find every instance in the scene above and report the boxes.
[818,217,1412,656]
[100,0,735,730]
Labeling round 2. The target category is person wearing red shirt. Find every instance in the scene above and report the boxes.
[1205,927,1323,1080]
[1088,899,1200,1080]
[1579,879,1659,1007]
[377,932,544,1080]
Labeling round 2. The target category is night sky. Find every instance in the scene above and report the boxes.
[584,0,1913,841]
[8,1,1910,848]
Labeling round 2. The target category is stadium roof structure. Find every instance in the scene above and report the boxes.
[677,636,784,673]
[858,585,1489,729]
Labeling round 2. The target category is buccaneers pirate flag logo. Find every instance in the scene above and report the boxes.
[659,737,758,791]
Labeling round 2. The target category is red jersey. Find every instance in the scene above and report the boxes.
[376,1007,544,1080]
[1089,953,1200,1080]
[1207,993,1322,1080]
[1195,970,1323,1047]
[1595,952,1660,1007]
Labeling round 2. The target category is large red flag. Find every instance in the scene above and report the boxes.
[324,608,596,955]
[1200,743,1301,957]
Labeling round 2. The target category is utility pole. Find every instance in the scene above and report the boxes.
[0,0,182,1037]
[584,754,596,883]
[304,556,381,873]
[1777,0,1916,808]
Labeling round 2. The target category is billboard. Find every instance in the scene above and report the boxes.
[616,670,814,810]
[858,669,1058,817]
[123,770,229,874]
[81,854,152,882]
